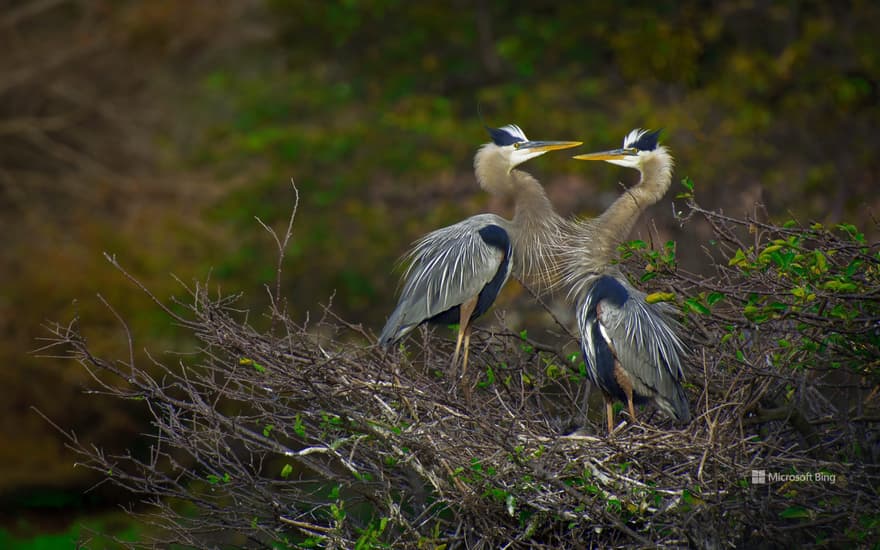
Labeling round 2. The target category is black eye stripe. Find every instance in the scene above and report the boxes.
[623,129,661,151]
[487,125,527,146]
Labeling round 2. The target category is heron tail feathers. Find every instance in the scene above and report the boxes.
[655,383,691,425]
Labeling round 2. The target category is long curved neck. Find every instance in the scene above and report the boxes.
[508,169,566,290]
[594,148,673,260]
[511,169,558,226]
[593,148,672,261]
[473,144,565,291]
[560,147,673,294]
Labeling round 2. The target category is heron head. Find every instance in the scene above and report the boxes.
[572,128,662,169]
[487,124,582,169]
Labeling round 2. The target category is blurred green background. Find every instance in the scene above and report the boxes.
[1,0,877,544]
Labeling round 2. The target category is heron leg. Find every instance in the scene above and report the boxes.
[451,327,465,377]
[613,362,638,425]
[455,297,479,379]
[461,324,472,377]
[626,393,638,425]
[604,392,614,434]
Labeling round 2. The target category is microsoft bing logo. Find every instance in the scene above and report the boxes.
[749,469,835,484]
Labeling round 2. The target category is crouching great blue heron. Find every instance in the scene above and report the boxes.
[563,129,690,433]
[379,125,581,376]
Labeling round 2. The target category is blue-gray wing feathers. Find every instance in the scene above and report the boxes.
[379,214,511,346]
[577,275,690,422]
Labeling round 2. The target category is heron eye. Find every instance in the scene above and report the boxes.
[513,142,521,149]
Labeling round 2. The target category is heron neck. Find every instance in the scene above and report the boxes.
[474,147,566,291]
[592,148,673,264]
[558,148,673,295]
[509,169,566,290]
[511,169,557,225]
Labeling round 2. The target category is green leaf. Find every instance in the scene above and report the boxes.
[262,424,274,437]
[646,291,676,304]
[706,292,725,306]
[811,250,827,274]
[791,286,814,300]
[684,297,710,315]
[330,502,345,521]
[280,463,293,478]
[681,177,694,191]
[477,366,496,388]
[682,488,706,506]
[780,506,811,519]
[729,248,750,267]
[294,414,306,438]
[836,223,859,239]
[300,536,324,548]
[239,357,266,373]
[206,472,231,484]
[545,363,563,379]
[825,280,857,293]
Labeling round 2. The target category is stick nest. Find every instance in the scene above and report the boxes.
[40,199,880,548]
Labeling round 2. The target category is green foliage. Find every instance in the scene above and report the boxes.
[240,357,267,373]
[715,221,879,373]
[206,472,231,485]
[779,506,811,520]
[619,239,677,283]
[355,517,389,550]
[476,365,496,389]
[676,176,695,200]
[293,414,307,438]
[519,329,534,353]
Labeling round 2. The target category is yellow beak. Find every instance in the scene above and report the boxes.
[572,148,633,161]
[519,140,583,152]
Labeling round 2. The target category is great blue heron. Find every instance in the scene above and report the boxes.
[379,124,581,377]
[562,129,690,433]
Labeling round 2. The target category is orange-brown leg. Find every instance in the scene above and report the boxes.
[625,391,638,425]
[461,324,473,377]
[613,361,638,425]
[604,392,615,434]
[451,327,464,377]
[453,297,479,378]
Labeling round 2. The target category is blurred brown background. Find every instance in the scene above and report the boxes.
[1,0,877,544]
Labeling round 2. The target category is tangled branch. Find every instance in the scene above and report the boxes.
[39,192,880,548]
